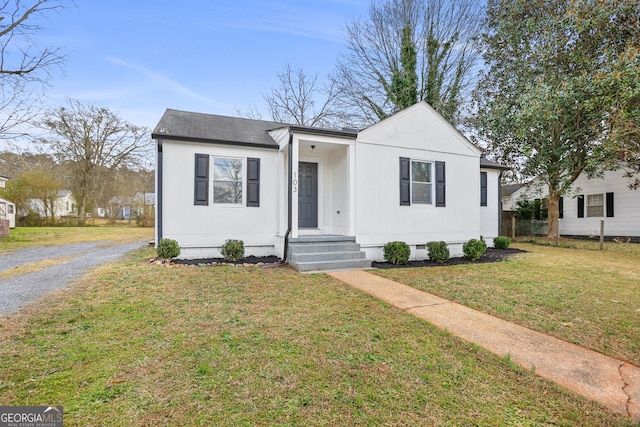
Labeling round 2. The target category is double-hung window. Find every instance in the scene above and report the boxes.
[400,157,444,207]
[213,157,243,204]
[411,160,432,204]
[586,193,603,217]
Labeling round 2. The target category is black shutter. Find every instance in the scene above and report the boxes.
[400,157,410,206]
[194,154,209,206]
[559,196,564,219]
[577,195,584,218]
[606,192,614,217]
[246,158,260,207]
[435,161,446,207]
[480,172,487,207]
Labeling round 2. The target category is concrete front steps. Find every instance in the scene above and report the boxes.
[287,235,371,272]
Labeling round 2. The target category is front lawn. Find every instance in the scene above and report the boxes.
[0,246,633,426]
[0,226,154,251]
[375,240,640,366]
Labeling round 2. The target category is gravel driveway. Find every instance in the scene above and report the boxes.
[0,240,148,314]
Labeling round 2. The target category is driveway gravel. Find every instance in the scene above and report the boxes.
[0,240,148,314]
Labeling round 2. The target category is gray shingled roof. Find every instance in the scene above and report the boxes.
[152,109,284,148]
[151,109,358,149]
[480,157,509,170]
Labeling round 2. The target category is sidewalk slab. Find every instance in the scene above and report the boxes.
[328,269,640,421]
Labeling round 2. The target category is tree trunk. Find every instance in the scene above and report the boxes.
[547,185,561,239]
[78,194,86,225]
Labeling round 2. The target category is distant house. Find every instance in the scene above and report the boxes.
[0,174,16,228]
[153,102,507,270]
[29,190,76,219]
[0,197,16,228]
[109,193,155,220]
[502,169,640,241]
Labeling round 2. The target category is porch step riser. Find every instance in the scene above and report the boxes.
[290,251,366,263]
[287,237,370,272]
[290,259,372,273]
[288,242,362,254]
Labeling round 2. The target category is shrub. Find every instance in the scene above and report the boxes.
[157,238,180,260]
[383,241,410,265]
[221,239,245,262]
[426,241,450,263]
[493,236,511,249]
[463,238,487,261]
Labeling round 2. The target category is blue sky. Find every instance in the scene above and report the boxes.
[39,0,370,131]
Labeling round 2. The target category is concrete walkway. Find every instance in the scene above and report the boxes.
[328,270,640,421]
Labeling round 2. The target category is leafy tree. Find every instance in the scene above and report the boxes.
[39,99,151,224]
[334,0,482,126]
[474,0,640,238]
[0,168,63,221]
[389,24,419,110]
[0,0,67,139]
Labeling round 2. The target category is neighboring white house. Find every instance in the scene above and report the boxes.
[0,175,16,228]
[29,190,76,219]
[0,197,16,228]
[502,169,640,241]
[153,102,507,270]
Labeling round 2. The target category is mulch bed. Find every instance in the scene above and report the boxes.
[371,248,527,269]
[170,248,526,269]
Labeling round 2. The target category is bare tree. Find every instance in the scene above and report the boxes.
[260,63,350,128]
[334,0,482,127]
[0,0,66,139]
[39,99,151,224]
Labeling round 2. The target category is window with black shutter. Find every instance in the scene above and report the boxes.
[399,157,410,206]
[480,172,487,207]
[435,161,445,207]
[246,158,260,207]
[194,154,209,206]
[606,192,614,217]
[577,195,584,218]
[559,196,564,219]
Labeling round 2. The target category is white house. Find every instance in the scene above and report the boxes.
[502,169,640,242]
[0,197,16,228]
[29,190,76,219]
[153,102,507,271]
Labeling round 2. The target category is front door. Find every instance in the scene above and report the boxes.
[298,162,318,228]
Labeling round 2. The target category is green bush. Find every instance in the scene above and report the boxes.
[426,241,450,263]
[157,238,180,260]
[463,238,487,261]
[221,239,245,262]
[383,241,410,265]
[493,236,511,249]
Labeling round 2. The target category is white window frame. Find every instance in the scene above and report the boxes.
[213,156,244,205]
[586,193,604,217]
[411,160,433,205]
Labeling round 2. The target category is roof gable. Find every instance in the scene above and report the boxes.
[357,102,481,156]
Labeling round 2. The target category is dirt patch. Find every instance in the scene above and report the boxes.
[372,248,526,269]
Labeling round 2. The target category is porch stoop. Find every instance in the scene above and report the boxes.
[287,235,371,272]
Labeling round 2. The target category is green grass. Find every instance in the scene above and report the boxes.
[375,240,640,366]
[0,226,154,252]
[0,246,634,426]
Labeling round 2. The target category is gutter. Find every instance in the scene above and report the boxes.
[498,170,503,236]
[282,131,294,263]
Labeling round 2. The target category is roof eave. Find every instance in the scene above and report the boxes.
[151,133,280,150]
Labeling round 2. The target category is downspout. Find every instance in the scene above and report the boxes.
[156,139,163,243]
[282,130,294,263]
[498,170,503,237]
